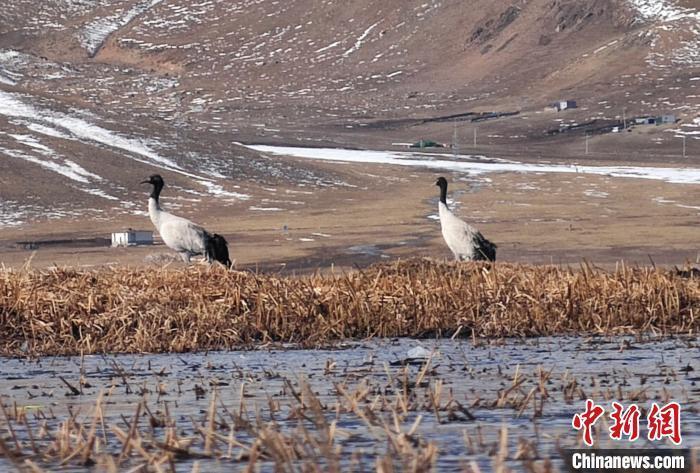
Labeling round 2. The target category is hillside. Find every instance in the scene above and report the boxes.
[0,0,698,267]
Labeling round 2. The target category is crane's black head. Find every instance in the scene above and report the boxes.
[435,177,448,205]
[141,174,164,200]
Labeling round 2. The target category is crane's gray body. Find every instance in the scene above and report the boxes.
[438,202,496,261]
[435,177,496,262]
[148,198,209,263]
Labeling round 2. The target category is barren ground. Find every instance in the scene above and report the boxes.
[1,154,698,271]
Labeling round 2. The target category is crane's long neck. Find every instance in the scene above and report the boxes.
[439,183,448,207]
[150,181,163,202]
[148,198,161,227]
[148,183,164,227]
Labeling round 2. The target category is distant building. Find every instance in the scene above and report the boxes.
[634,117,655,125]
[111,229,153,247]
[633,115,676,126]
[553,100,577,112]
[409,139,444,148]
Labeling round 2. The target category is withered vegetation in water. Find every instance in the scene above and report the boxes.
[0,258,698,356]
[0,377,443,473]
[0,339,697,473]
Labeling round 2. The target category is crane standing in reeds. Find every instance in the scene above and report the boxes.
[435,176,496,261]
[141,174,231,267]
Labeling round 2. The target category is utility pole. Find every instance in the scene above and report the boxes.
[682,135,687,158]
[453,122,458,158]
[585,134,589,155]
[175,94,185,142]
[622,107,626,130]
[473,128,477,148]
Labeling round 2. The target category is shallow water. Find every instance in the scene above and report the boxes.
[0,336,698,471]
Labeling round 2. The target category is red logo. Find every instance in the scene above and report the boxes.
[609,402,641,441]
[573,400,682,446]
[572,399,605,446]
[647,401,682,445]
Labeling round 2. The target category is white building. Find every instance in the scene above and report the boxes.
[555,100,577,111]
[111,229,153,247]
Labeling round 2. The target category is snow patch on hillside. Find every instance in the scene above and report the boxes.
[628,0,700,22]
[0,199,42,227]
[80,0,165,56]
[245,144,700,185]
[0,196,88,226]
[0,50,24,85]
[0,90,181,170]
[24,123,72,140]
[1,146,100,185]
[628,0,700,69]
[343,21,381,57]
[198,181,250,200]
[2,135,112,198]
[0,91,247,201]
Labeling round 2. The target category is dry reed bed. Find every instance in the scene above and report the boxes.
[0,259,698,356]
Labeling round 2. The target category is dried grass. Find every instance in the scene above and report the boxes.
[0,258,697,356]
[0,377,442,472]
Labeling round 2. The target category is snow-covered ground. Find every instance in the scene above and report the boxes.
[627,0,700,70]
[80,0,165,56]
[628,0,700,22]
[245,144,700,185]
[0,90,248,200]
[0,90,181,170]
[0,197,93,227]
[343,21,381,57]
[2,140,102,186]
[0,50,23,85]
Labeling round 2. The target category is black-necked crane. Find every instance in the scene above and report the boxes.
[435,176,496,262]
[141,174,231,267]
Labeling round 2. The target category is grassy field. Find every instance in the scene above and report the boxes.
[0,258,698,357]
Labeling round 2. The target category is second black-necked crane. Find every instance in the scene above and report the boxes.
[435,176,496,262]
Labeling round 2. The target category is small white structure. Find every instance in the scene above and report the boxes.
[111,229,153,247]
[554,100,577,111]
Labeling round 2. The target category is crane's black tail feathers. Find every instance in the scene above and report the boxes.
[473,232,497,262]
[205,233,232,268]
